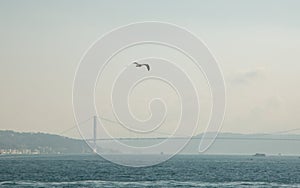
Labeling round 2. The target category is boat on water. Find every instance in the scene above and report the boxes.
[253,153,266,157]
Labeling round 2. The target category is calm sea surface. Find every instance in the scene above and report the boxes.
[0,154,299,187]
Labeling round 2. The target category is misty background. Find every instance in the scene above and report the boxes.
[0,0,300,139]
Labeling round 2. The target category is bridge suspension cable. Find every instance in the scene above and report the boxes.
[59,115,300,141]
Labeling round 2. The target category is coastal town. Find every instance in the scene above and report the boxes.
[0,149,43,155]
[0,147,61,155]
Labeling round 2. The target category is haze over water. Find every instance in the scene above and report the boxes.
[0,0,300,187]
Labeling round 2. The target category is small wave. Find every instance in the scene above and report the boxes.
[0,180,300,188]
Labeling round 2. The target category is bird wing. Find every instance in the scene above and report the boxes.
[142,64,150,71]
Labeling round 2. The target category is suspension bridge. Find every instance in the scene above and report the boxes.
[60,115,300,143]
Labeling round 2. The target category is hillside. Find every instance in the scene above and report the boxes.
[0,130,91,154]
[1,130,300,155]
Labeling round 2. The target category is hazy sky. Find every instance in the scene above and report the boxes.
[0,0,300,138]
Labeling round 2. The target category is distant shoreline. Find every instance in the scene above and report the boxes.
[1,130,300,155]
[1,153,299,158]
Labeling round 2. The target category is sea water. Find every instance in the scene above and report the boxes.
[0,154,299,187]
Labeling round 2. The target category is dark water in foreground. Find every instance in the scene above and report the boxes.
[0,154,299,187]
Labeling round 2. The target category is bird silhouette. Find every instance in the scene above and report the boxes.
[133,62,150,71]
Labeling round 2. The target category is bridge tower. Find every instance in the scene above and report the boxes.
[93,115,97,152]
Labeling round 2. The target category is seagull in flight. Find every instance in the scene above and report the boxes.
[133,62,150,71]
